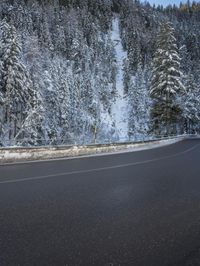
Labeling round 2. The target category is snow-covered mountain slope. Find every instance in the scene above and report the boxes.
[1,0,200,147]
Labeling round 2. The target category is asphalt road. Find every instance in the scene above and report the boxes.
[1,139,200,266]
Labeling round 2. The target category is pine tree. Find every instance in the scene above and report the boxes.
[57,65,71,143]
[150,21,185,135]
[0,20,32,144]
[0,89,3,145]
[128,63,150,140]
[182,72,200,134]
[15,90,46,146]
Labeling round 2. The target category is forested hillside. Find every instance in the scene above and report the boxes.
[0,0,200,146]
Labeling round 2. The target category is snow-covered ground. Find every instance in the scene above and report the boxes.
[0,136,185,164]
[111,17,128,141]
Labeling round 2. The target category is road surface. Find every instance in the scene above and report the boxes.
[1,139,200,266]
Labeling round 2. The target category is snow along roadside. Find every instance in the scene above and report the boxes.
[0,136,186,164]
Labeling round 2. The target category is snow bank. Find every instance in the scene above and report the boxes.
[0,136,187,164]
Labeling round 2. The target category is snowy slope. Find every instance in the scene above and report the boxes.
[110,17,128,141]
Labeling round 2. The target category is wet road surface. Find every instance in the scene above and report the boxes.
[0,139,200,266]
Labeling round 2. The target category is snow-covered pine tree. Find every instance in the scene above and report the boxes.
[0,89,3,145]
[15,89,46,146]
[0,90,3,104]
[0,23,5,145]
[128,62,150,140]
[43,66,60,145]
[0,19,32,144]
[182,71,200,134]
[57,64,71,143]
[39,13,54,52]
[54,24,66,55]
[128,75,137,139]
[150,21,185,136]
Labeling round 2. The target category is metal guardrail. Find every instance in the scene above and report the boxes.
[0,134,198,151]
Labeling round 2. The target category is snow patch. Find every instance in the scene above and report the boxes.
[110,17,128,140]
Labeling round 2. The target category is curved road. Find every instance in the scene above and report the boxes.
[1,139,200,266]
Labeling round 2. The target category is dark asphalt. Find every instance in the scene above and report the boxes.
[1,139,200,266]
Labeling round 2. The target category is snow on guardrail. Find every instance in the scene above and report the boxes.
[0,134,197,164]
